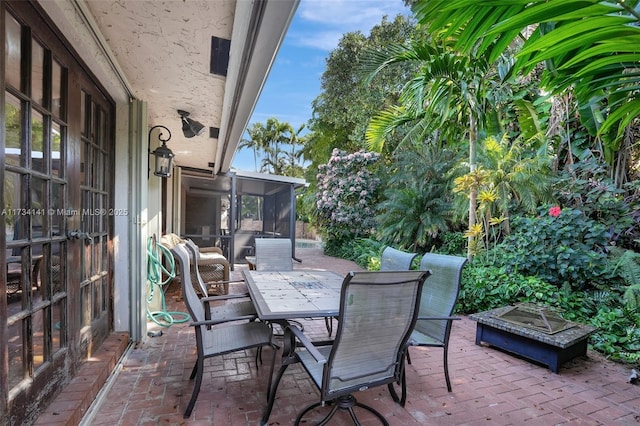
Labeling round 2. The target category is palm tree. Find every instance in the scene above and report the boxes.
[362,41,503,260]
[411,0,640,184]
[239,123,264,171]
[240,118,301,174]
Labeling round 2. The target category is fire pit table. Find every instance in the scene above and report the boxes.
[470,304,597,373]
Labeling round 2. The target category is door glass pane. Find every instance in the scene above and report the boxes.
[101,194,108,232]
[80,90,86,135]
[5,92,24,167]
[4,171,22,242]
[81,285,90,327]
[33,309,45,370]
[31,177,46,238]
[6,252,23,304]
[32,243,44,302]
[7,320,25,389]
[51,182,64,237]
[5,14,21,90]
[51,242,64,294]
[92,280,100,320]
[101,277,108,312]
[92,238,101,278]
[31,109,45,173]
[52,60,62,118]
[52,121,62,177]
[82,236,91,281]
[31,40,44,106]
[80,140,86,184]
[52,299,64,353]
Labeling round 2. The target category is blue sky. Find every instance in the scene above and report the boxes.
[231,0,411,171]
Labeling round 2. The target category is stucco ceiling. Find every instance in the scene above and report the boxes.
[74,0,297,175]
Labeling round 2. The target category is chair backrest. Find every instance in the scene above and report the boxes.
[379,246,418,271]
[255,238,293,271]
[414,253,467,341]
[323,270,430,400]
[170,243,205,323]
[182,239,208,296]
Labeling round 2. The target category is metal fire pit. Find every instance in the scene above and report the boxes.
[496,303,574,334]
[470,305,597,373]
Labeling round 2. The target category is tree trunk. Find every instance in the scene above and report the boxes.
[467,115,477,262]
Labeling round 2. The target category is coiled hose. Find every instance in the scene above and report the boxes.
[146,236,190,327]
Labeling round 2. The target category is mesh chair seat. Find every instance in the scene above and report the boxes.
[408,329,442,346]
[202,321,273,355]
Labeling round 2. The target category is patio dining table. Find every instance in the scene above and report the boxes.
[241,269,344,321]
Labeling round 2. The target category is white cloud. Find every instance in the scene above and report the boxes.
[294,0,409,51]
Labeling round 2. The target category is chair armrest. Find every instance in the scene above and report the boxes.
[285,324,327,364]
[200,246,223,255]
[191,315,257,328]
[417,316,461,321]
[203,279,244,286]
[201,293,250,303]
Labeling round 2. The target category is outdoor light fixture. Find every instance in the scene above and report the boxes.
[178,109,205,138]
[148,125,175,178]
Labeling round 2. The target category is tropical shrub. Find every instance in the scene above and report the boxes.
[489,206,611,291]
[457,263,580,314]
[551,161,640,251]
[314,149,381,250]
[376,142,458,252]
[590,306,640,363]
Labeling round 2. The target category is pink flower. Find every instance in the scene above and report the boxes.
[549,206,561,217]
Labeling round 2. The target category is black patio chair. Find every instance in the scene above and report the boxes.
[170,243,277,418]
[396,253,467,405]
[261,270,430,425]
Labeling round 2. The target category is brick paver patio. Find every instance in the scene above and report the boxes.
[47,247,639,425]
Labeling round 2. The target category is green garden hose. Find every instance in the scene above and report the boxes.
[146,236,190,327]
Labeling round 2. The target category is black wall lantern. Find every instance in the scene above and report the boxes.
[148,125,175,178]
[178,109,205,138]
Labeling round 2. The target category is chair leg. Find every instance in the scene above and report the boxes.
[189,361,197,380]
[406,347,412,365]
[388,369,407,407]
[261,359,290,425]
[443,346,452,392]
[324,317,333,336]
[295,395,389,426]
[184,357,204,418]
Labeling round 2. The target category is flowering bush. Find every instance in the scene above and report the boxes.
[490,205,612,291]
[314,149,381,243]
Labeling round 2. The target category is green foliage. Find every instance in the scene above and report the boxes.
[491,206,611,290]
[376,141,460,251]
[457,263,588,317]
[307,15,419,167]
[411,0,640,170]
[323,237,384,270]
[239,118,306,175]
[436,231,467,256]
[589,306,640,362]
[607,247,640,312]
[551,160,640,251]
